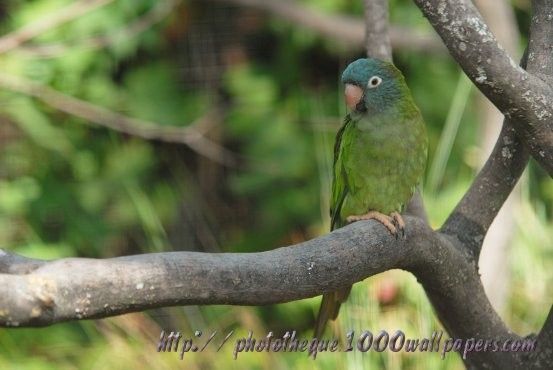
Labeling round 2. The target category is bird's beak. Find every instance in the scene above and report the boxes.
[344,83,363,110]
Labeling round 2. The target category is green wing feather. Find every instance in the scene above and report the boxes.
[330,114,351,231]
[315,115,353,339]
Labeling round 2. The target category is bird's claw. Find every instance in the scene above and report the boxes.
[346,211,406,239]
[390,212,406,239]
[346,211,398,236]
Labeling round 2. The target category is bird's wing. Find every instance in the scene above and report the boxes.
[330,115,352,231]
[316,114,353,338]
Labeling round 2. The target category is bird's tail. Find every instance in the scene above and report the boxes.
[313,286,351,339]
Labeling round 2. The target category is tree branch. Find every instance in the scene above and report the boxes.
[442,0,553,256]
[442,117,529,257]
[404,189,428,223]
[407,233,523,369]
[473,0,522,314]
[0,72,237,167]
[0,249,45,275]
[0,219,498,328]
[531,305,553,368]
[527,0,553,79]
[412,0,553,176]
[364,0,391,60]
[215,0,443,54]
[0,218,420,326]
[16,0,179,59]
[524,0,553,174]
[0,0,114,54]
[0,217,528,367]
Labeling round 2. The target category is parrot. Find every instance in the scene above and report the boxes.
[313,58,428,338]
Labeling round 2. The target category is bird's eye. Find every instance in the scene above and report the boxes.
[368,76,382,89]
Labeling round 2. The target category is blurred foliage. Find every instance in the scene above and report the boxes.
[0,0,551,369]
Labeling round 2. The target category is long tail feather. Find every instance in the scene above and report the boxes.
[313,287,351,338]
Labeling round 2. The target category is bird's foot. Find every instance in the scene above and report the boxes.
[390,212,406,239]
[346,211,398,236]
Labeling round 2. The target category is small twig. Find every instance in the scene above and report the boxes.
[17,0,179,59]
[0,0,114,55]
[0,72,237,166]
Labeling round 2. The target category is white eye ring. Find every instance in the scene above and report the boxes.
[367,76,382,88]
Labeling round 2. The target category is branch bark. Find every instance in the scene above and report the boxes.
[364,0,391,60]
[527,0,553,79]
[0,250,45,275]
[531,306,553,368]
[442,118,529,257]
[473,0,521,314]
[412,0,553,176]
[0,218,424,326]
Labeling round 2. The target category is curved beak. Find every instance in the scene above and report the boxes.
[344,83,363,110]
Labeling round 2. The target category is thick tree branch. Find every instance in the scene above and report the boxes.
[442,0,553,256]
[215,0,443,54]
[527,0,553,79]
[0,218,422,326]
[442,116,529,257]
[473,0,522,314]
[407,234,523,369]
[524,0,553,174]
[412,0,553,176]
[0,217,528,367]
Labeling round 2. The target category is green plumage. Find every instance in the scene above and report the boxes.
[332,96,427,226]
[315,58,428,338]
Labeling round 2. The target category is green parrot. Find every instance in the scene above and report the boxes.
[313,58,428,338]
